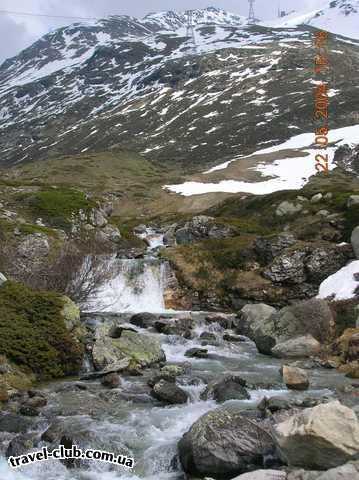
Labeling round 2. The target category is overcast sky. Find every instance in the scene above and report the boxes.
[0,0,327,64]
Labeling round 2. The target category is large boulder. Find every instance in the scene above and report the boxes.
[276,201,303,217]
[273,401,359,469]
[305,246,353,283]
[272,335,321,359]
[238,304,277,339]
[178,406,275,477]
[282,365,309,391]
[253,299,333,355]
[263,250,307,284]
[92,325,166,371]
[351,226,359,259]
[154,316,193,337]
[254,234,297,264]
[200,375,250,402]
[175,216,235,245]
[151,380,189,404]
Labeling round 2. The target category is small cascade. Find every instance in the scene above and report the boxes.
[87,227,170,313]
[89,257,167,313]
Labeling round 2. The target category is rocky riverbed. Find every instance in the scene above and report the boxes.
[0,309,358,480]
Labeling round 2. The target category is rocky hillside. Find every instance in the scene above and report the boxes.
[0,7,359,172]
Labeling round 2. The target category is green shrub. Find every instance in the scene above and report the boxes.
[0,282,83,380]
[19,188,95,229]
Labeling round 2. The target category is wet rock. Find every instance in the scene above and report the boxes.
[80,358,130,380]
[223,332,247,342]
[200,375,250,402]
[19,405,40,417]
[253,299,332,356]
[154,317,193,337]
[205,312,235,329]
[238,304,276,339]
[200,331,217,342]
[351,226,359,259]
[254,234,297,264]
[282,365,309,391]
[276,201,303,217]
[6,433,38,459]
[23,396,47,409]
[92,326,166,371]
[273,401,359,469]
[101,373,120,389]
[129,312,157,329]
[151,379,189,404]
[185,348,208,359]
[108,324,138,338]
[272,335,321,359]
[232,471,286,480]
[258,396,292,414]
[178,406,275,477]
[133,224,147,234]
[0,413,33,433]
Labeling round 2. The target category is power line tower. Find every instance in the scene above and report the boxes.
[248,0,256,24]
[186,10,196,51]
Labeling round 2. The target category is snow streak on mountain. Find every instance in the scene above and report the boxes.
[0,6,358,171]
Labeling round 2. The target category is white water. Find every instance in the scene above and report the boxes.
[87,258,167,313]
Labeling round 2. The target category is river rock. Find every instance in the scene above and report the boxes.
[200,331,217,342]
[272,335,321,359]
[223,332,247,342]
[108,324,138,338]
[351,227,359,259]
[0,413,33,433]
[129,312,157,329]
[238,304,276,339]
[154,317,193,337]
[273,401,359,469]
[6,433,39,459]
[253,299,332,355]
[101,373,120,389]
[205,312,235,329]
[151,380,189,404]
[92,326,166,371]
[178,406,275,477]
[185,348,208,358]
[200,375,250,402]
[232,471,286,480]
[282,365,309,391]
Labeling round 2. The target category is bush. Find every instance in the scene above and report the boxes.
[0,282,83,380]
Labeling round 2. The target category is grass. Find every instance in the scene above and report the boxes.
[16,188,96,229]
[0,282,83,380]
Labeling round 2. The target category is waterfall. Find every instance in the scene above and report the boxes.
[86,257,167,313]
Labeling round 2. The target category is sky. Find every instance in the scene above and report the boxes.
[0,0,328,64]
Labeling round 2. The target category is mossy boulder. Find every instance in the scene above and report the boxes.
[0,282,84,381]
[0,356,35,394]
[92,325,166,370]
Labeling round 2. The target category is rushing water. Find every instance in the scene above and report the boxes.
[0,230,354,480]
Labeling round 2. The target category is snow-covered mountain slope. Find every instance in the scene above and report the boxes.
[0,7,359,171]
[267,0,359,40]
